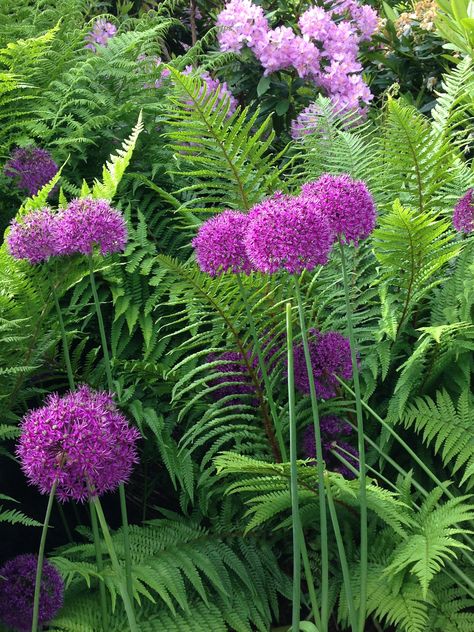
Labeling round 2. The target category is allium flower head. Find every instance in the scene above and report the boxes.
[453,189,474,234]
[4,147,58,196]
[58,197,127,256]
[207,351,255,404]
[302,173,376,245]
[244,192,333,274]
[17,385,140,502]
[292,328,353,399]
[7,208,61,264]
[85,18,117,52]
[193,210,253,276]
[303,416,358,478]
[0,554,63,631]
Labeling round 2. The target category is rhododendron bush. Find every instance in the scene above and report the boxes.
[0,1,473,631]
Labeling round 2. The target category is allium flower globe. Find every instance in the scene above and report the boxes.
[192,210,253,276]
[453,189,474,234]
[17,385,140,502]
[303,416,358,479]
[244,192,334,273]
[302,173,376,245]
[4,147,58,196]
[207,351,255,403]
[7,208,61,264]
[292,329,353,399]
[0,554,63,631]
[58,197,127,256]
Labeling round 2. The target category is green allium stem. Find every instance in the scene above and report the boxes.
[286,302,301,631]
[237,274,287,460]
[325,478,358,632]
[90,502,108,631]
[338,239,368,632]
[299,511,322,630]
[92,497,139,632]
[293,276,329,632]
[32,481,57,632]
[88,255,134,609]
[51,283,74,391]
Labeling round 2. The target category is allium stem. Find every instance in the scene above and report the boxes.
[88,255,135,608]
[293,276,329,632]
[325,478,358,632]
[51,283,75,391]
[237,274,287,460]
[299,528,322,632]
[286,302,301,631]
[90,502,108,631]
[32,481,57,632]
[337,238,367,632]
[92,497,139,632]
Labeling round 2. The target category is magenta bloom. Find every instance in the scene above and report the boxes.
[4,147,58,196]
[7,208,61,264]
[453,189,474,234]
[303,416,358,478]
[292,329,353,399]
[192,210,253,276]
[17,385,140,502]
[58,197,127,256]
[207,351,255,403]
[244,192,333,274]
[301,173,376,245]
[0,554,63,631]
[85,18,117,52]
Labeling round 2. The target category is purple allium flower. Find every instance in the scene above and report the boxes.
[207,351,255,403]
[7,208,61,264]
[57,197,127,256]
[85,18,117,52]
[292,329,353,399]
[192,210,253,276]
[0,554,63,631]
[453,189,474,234]
[303,416,358,478]
[244,192,334,274]
[4,147,58,197]
[17,385,140,502]
[301,173,376,245]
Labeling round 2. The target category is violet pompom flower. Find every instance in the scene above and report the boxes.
[58,197,127,256]
[17,385,140,502]
[207,351,255,404]
[0,554,63,631]
[4,147,58,196]
[303,416,358,479]
[453,189,474,234]
[302,173,376,246]
[192,210,253,276]
[292,329,353,399]
[244,192,334,274]
[85,18,117,52]
[7,208,61,264]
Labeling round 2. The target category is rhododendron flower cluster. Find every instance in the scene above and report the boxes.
[85,18,117,52]
[292,328,353,399]
[17,385,140,502]
[0,554,64,631]
[453,189,474,234]
[7,198,127,264]
[4,147,58,196]
[302,173,376,245]
[303,416,359,478]
[216,0,378,118]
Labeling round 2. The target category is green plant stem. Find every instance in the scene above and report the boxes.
[237,274,287,460]
[299,527,323,632]
[56,501,73,543]
[51,282,75,391]
[293,277,329,632]
[32,481,57,632]
[92,497,139,632]
[325,478,358,632]
[90,502,108,631]
[338,239,367,632]
[88,255,134,605]
[287,302,302,631]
